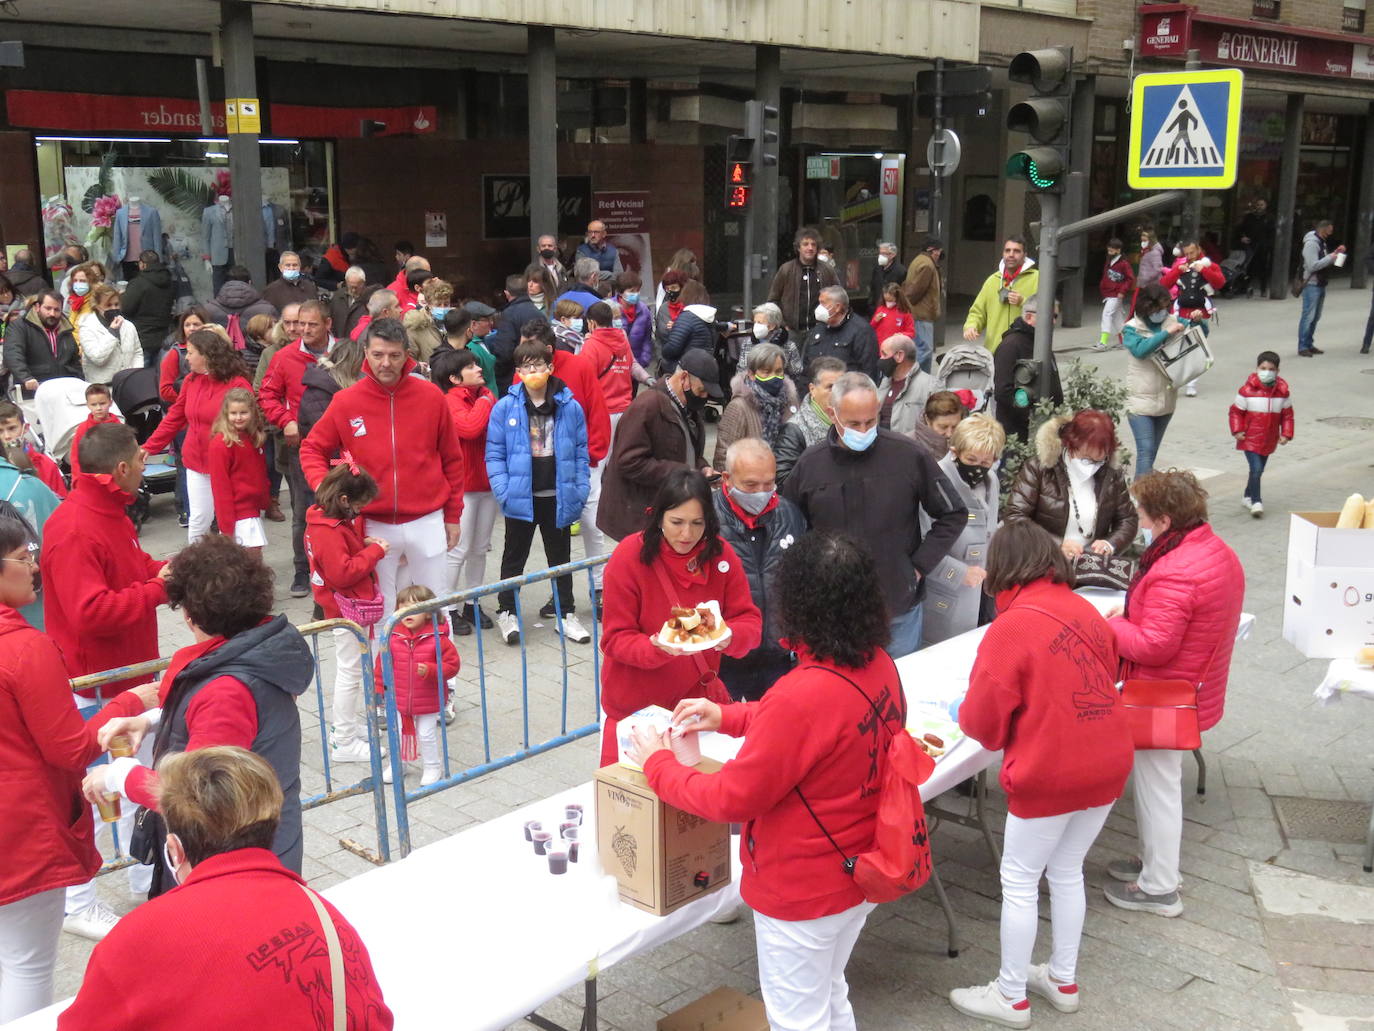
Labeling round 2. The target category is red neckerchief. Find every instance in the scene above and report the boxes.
[658,536,710,591]
[1001,262,1024,288]
[620,300,639,323]
[667,300,684,322]
[724,488,779,529]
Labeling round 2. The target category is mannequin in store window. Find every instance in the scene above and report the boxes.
[202,195,234,296]
[111,196,163,282]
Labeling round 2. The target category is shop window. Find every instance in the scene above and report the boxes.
[1252,0,1280,18]
[1344,0,1366,33]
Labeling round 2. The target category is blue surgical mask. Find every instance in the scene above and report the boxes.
[282,268,301,281]
[1148,310,1167,324]
[163,835,185,886]
[623,292,640,305]
[569,318,584,333]
[431,307,452,322]
[72,281,90,297]
[841,425,878,452]
[729,486,774,516]
[612,317,625,330]
[1141,527,1154,546]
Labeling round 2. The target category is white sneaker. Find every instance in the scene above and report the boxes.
[420,765,442,787]
[381,763,393,785]
[1251,501,1264,518]
[1241,495,1253,512]
[497,610,521,645]
[1184,383,1198,397]
[949,981,1031,1029]
[63,901,120,941]
[1026,964,1080,1013]
[559,613,592,644]
[709,904,741,924]
[331,738,373,764]
[443,697,457,725]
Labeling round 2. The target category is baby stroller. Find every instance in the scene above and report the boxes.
[112,367,178,528]
[1219,248,1253,298]
[31,377,122,465]
[932,342,997,419]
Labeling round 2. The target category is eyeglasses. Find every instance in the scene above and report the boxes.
[518,361,551,374]
[3,544,39,568]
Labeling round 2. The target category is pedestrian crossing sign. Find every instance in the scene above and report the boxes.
[1128,69,1243,190]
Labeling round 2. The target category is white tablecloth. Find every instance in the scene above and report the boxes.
[1314,660,1374,705]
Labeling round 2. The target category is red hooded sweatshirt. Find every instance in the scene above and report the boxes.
[208,433,270,532]
[304,506,386,619]
[28,448,68,498]
[144,371,254,473]
[299,357,465,525]
[578,326,634,416]
[58,848,394,1031]
[374,620,460,716]
[42,473,167,696]
[958,577,1133,818]
[445,384,495,493]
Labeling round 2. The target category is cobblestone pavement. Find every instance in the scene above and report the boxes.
[51,288,1374,1029]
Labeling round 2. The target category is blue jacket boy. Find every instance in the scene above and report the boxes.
[486,380,590,527]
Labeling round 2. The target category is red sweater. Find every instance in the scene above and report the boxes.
[1228,373,1293,456]
[29,448,68,498]
[645,651,903,920]
[42,474,167,696]
[578,327,634,415]
[598,533,762,765]
[374,621,460,715]
[259,339,327,429]
[58,848,393,1030]
[69,412,122,478]
[305,507,385,619]
[208,434,270,532]
[158,345,185,404]
[869,307,916,346]
[144,372,254,473]
[300,358,465,524]
[542,350,611,465]
[445,384,494,493]
[1099,254,1136,300]
[959,578,1133,818]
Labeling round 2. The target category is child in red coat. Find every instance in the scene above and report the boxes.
[207,387,270,551]
[305,458,390,765]
[375,584,460,786]
[0,400,67,498]
[869,282,916,347]
[1228,350,1293,518]
[69,382,123,478]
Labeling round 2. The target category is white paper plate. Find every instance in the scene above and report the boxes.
[655,600,732,654]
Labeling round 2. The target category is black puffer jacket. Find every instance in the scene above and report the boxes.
[713,489,808,658]
[660,304,721,374]
[1004,415,1138,553]
[119,261,175,354]
[298,359,348,441]
[798,311,879,388]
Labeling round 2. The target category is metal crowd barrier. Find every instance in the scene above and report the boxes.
[378,555,608,858]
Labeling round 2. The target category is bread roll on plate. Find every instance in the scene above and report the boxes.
[1336,493,1366,529]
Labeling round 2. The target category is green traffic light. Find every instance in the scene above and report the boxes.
[1005,151,1063,190]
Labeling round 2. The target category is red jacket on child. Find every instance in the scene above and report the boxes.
[207,434,270,534]
[959,577,1133,819]
[1229,373,1293,456]
[578,327,634,416]
[144,372,254,473]
[1099,253,1136,300]
[445,384,494,493]
[304,506,385,620]
[69,412,122,478]
[869,306,916,346]
[42,473,167,696]
[645,649,905,921]
[374,620,459,715]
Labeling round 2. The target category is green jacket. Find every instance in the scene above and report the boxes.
[964,261,1040,353]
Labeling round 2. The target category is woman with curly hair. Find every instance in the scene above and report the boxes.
[598,467,762,766]
[82,534,314,897]
[143,326,253,541]
[627,531,900,1031]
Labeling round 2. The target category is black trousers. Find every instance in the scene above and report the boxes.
[284,444,314,575]
[498,495,574,613]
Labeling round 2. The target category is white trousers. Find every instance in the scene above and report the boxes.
[0,887,64,1023]
[997,803,1113,999]
[331,625,366,745]
[1100,296,1126,339]
[579,412,621,590]
[754,900,877,1031]
[185,467,214,542]
[366,509,449,619]
[417,712,441,771]
[1132,749,1184,895]
[446,490,500,603]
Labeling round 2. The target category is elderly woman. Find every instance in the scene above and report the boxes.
[1006,409,1137,561]
[63,747,393,1028]
[1122,283,1182,478]
[911,389,966,461]
[739,301,803,381]
[1102,470,1243,918]
[774,355,845,485]
[627,531,907,1031]
[921,413,1006,644]
[86,535,314,896]
[76,283,142,383]
[713,342,797,471]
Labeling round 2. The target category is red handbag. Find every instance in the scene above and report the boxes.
[1119,679,1201,751]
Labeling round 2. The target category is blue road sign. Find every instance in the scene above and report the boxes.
[1128,69,1244,189]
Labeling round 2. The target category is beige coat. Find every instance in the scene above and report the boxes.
[1123,315,1178,418]
[712,373,798,472]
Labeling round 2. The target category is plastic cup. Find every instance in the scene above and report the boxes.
[568,840,580,863]
[1335,252,1348,267]
[562,825,580,842]
[547,848,569,875]
[564,806,582,824]
[524,820,542,842]
[96,791,121,823]
[107,733,134,759]
[532,830,553,855]
[565,803,583,814]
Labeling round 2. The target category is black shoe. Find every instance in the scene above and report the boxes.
[449,612,474,637]
[1310,346,1325,355]
[463,603,493,629]
[290,572,310,598]
[1298,350,1314,357]
[1362,347,1371,354]
[539,600,560,618]
[177,512,189,528]
[594,590,603,620]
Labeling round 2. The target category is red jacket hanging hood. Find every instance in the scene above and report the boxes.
[578,326,634,416]
[304,506,386,619]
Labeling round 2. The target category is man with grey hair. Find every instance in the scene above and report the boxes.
[559,257,605,310]
[877,333,934,435]
[869,240,905,316]
[329,265,378,341]
[800,284,879,388]
[263,249,316,313]
[992,294,1062,444]
[783,371,966,657]
[714,437,808,699]
[347,288,400,344]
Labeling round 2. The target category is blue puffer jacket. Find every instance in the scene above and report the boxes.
[486,381,590,527]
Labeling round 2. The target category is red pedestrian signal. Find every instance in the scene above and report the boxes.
[726,184,751,209]
[729,160,751,185]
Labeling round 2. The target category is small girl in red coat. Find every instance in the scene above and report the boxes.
[375,584,459,786]
[1228,350,1293,518]
[869,281,916,347]
[208,387,270,551]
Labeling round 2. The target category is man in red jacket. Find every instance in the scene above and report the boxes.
[301,318,464,619]
[42,422,169,939]
[260,298,336,596]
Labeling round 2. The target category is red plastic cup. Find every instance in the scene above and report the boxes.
[532,830,553,855]
[547,848,569,875]
[564,806,583,824]
[562,825,580,843]
[524,820,542,842]
[568,840,580,863]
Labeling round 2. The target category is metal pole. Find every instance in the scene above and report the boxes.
[219,1,265,289]
[1353,100,1374,291]
[195,57,214,138]
[1061,74,1095,329]
[1182,50,1202,244]
[1058,190,1187,240]
[931,59,950,350]
[1269,92,1304,301]
[753,44,782,309]
[527,26,558,259]
[1034,192,1060,400]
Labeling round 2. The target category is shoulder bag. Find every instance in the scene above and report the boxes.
[298,883,347,1031]
[1151,324,1213,386]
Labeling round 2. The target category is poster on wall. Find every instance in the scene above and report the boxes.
[425,211,448,248]
[593,190,653,284]
[482,175,591,240]
[61,165,290,302]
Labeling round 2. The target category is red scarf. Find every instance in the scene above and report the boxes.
[667,300,684,323]
[620,299,639,323]
[657,537,711,592]
[1001,262,1024,289]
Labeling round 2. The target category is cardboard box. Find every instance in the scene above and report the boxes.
[657,988,768,1031]
[1284,512,1374,658]
[594,759,731,916]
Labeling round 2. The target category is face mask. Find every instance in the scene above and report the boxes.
[841,425,878,452]
[684,390,709,411]
[283,269,301,281]
[72,282,90,297]
[955,460,989,488]
[1069,456,1104,476]
[1172,246,1183,257]
[756,375,784,397]
[1148,310,1168,324]
[1257,369,1277,385]
[752,323,770,340]
[623,292,640,305]
[567,318,584,334]
[884,300,897,309]
[1141,527,1154,546]
[1140,239,1150,250]
[431,307,451,322]
[877,254,891,267]
[163,836,185,887]
[814,304,831,324]
[522,371,550,392]
[612,317,625,330]
[877,356,898,379]
[729,486,774,516]
[819,255,834,266]
[99,308,119,327]
[666,289,681,301]
[539,248,557,261]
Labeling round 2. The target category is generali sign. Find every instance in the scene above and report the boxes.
[1139,4,1374,81]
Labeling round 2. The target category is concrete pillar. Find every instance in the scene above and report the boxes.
[1353,101,1374,290]
[1060,73,1095,330]
[1269,92,1304,301]
[628,79,647,144]
[220,1,266,289]
[753,44,782,296]
[527,26,558,256]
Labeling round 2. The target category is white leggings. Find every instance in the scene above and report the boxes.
[754,900,877,1031]
[0,886,64,1023]
[331,625,366,745]
[367,510,449,620]
[997,803,1113,999]
[185,467,214,542]
[416,712,440,770]
[446,491,500,601]
[1131,749,1184,895]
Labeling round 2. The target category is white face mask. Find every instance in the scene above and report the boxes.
[877,254,891,267]
[752,323,770,340]
[814,304,831,324]
[1069,455,1105,477]
[1257,369,1277,385]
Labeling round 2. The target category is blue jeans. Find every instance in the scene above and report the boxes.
[1298,283,1325,353]
[1363,289,1374,352]
[1127,412,1173,479]
[1244,451,1268,503]
[889,602,925,660]
[914,321,934,374]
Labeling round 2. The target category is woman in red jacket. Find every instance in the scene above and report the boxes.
[950,520,1133,1028]
[627,531,899,1031]
[598,468,762,767]
[144,326,253,542]
[1103,470,1243,918]
[0,514,139,1022]
[158,306,209,528]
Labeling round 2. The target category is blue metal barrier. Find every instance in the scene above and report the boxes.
[378,555,608,858]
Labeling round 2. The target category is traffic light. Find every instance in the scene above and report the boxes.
[1012,359,1041,409]
[1005,46,1073,194]
[725,133,753,209]
[745,100,779,168]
